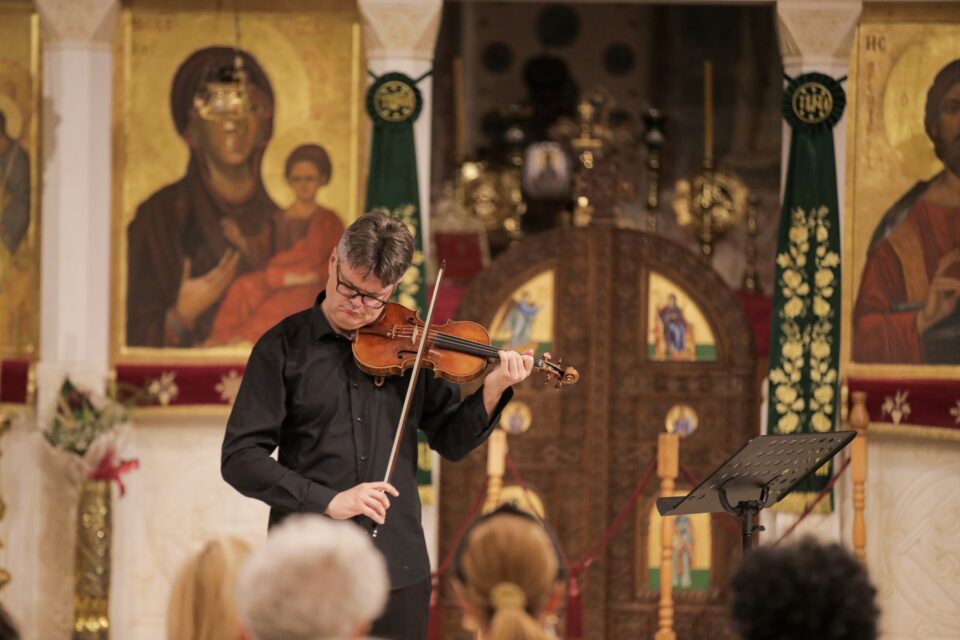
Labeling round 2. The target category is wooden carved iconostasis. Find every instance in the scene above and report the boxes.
[439,226,756,639]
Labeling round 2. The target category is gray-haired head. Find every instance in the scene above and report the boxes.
[235,515,389,640]
[337,211,415,286]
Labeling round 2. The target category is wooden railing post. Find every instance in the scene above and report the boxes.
[483,428,507,513]
[849,391,869,563]
[655,432,679,640]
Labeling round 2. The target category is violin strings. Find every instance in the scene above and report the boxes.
[393,328,548,366]
[391,328,503,356]
[392,328,499,357]
[389,327,554,369]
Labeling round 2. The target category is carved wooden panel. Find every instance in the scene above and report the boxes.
[439,226,755,639]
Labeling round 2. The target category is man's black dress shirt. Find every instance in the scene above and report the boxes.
[221,292,512,589]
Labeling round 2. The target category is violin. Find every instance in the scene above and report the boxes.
[364,264,577,540]
[352,302,580,388]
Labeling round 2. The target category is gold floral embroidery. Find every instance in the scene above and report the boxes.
[881,390,911,426]
[147,371,179,406]
[216,370,243,404]
[769,206,840,434]
[373,204,425,311]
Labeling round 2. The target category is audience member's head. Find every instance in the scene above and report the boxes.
[454,505,565,640]
[167,536,252,640]
[731,538,879,640]
[235,515,388,640]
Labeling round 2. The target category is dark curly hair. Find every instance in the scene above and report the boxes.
[730,538,879,640]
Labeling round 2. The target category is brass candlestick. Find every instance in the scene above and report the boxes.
[0,356,8,591]
[643,108,666,232]
[741,196,761,293]
[673,59,748,260]
[0,410,9,592]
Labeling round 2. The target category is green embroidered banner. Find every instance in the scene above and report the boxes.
[364,71,432,502]
[767,73,845,514]
[365,71,427,312]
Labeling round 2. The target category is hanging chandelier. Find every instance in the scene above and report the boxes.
[193,54,252,123]
[193,2,251,122]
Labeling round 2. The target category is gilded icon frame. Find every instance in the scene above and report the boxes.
[110,1,367,369]
[0,5,40,408]
[841,7,960,380]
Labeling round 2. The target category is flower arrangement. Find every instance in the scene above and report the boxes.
[44,378,147,494]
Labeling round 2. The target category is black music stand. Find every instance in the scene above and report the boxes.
[657,431,856,553]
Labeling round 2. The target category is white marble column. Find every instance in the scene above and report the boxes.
[35,0,118,406]
[776,0,862,215]
[2,3,118,638]
[764,0,862,548]
[357,0,443,569]
[359,0,442,267]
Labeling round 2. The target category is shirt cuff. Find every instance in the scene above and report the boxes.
[476,386,514,436]
[304,480,339,515]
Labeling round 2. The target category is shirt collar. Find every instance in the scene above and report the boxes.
[312,291,339,339]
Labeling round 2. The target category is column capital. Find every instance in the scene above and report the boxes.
[358,0,442,62]
[777,0,862,74]
[35,0,118,46]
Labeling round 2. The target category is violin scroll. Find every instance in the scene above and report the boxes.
[536,353,580,389]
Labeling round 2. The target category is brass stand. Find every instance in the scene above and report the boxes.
[741,196,761,292]
[654,433,679,640]
[483,428,507,513]
[0,410,9,592]
[72,479,111,639]
[642,108,666,233]
[672,60,749,260]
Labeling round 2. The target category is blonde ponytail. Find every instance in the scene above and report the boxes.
[455,509,562,640]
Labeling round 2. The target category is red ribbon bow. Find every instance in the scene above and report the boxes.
[88,449,140,497]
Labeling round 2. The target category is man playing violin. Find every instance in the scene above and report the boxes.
[222,211,535,640]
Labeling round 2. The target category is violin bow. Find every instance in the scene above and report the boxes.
[372,261,446,538]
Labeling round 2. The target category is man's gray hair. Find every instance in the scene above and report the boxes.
[338,211,415,286]
[235,515,389,640]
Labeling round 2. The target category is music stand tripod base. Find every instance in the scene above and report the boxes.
[656,431,856,553]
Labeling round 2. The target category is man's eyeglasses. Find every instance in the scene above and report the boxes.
[335,262,391,309]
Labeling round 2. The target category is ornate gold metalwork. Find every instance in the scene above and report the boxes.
[73,479,111,640]
[642,108,666,233]
[193,4,251,123]
[460,161,524,237]
[372,79,417,122]
[791,81,834,124]
[741,196,760,292]
[570,99,605,170]
[673,167,749,260]
[673,59,749,259]
[192,55,253,123]
[554,91,635,227]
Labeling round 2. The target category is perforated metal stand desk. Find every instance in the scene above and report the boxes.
[656,431,856,553]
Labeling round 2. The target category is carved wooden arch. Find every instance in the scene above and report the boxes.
[438,226,755,639]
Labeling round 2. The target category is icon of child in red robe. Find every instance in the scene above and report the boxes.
[207,144,344,345]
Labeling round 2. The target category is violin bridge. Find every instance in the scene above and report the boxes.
[410,326,419,345]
